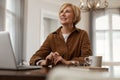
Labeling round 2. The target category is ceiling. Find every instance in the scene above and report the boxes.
[43,0,120,8]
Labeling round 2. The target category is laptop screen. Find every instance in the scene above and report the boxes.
[0,31,17,69]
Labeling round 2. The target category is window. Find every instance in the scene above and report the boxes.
[40,10,59,45]
[6,0,16,51]
[5,0,24,64]
[93,9,120,62]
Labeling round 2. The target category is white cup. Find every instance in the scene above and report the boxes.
[85,56,102,67]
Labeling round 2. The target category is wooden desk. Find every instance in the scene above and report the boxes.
[1,66,120,80]
[0,67,50,80]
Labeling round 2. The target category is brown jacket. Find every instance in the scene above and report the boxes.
[30,27,92,65]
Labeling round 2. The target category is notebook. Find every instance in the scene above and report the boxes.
[0,31,41,70]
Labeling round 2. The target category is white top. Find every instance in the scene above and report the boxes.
[62,33,70,43]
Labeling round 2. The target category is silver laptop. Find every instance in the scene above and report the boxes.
[0,31,41,70]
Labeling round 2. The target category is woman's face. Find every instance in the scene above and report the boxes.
[59,6,74,26]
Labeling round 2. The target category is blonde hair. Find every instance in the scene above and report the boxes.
[59,3,81,26]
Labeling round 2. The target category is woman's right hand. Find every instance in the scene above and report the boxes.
[39,52,54,66]
[45,52,55,65]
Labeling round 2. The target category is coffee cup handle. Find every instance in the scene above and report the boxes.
[84,57,92,65]
[84,57,89,64]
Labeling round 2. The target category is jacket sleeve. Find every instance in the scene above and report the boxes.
[72,31,92,65]
[29,34,52,65]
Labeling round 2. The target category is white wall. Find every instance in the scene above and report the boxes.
[77,12,90,33]
[23,0,90,64]
[23,0,59,63]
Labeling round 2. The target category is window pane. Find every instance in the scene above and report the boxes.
[6,0,15,13]
[113,31,120,61]
[5,12,15,52]
[112,14,120,30]
[96,31,110,61]
[96,15,109,30]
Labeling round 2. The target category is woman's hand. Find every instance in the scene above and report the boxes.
[52,52,79,66]
[53,53,63,65]
[53,52,71,65]
[39,60,47,66]
[40,52,79,66]
[39,52,55,66]
[45,52,54,65]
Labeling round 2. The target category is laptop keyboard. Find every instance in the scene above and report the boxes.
[17,65,41,70]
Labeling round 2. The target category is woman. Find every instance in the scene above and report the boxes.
[30,3,92,67]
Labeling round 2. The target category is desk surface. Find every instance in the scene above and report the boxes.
[0,66,120,80]
[47,66,120,80]
[0,67,50,80]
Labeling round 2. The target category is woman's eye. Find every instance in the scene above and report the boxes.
[60,10,71,14]
[60,10,63,13]
[65,10,71,13]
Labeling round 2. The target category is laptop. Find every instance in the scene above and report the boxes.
[0,31,41,70]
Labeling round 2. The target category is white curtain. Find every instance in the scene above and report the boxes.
[92,8,120,62]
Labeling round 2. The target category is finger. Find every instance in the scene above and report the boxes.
[54,58,59,65]
[53,56,57,64]
[53,56,58,65]
[46,54,53,64]
[51,53,55,64]
[46,52,54,60]
[46,58,51,65]
[46,55,51,61]
[50,52,54,55]
[54,57,62,65]
[51,57,54,64]
[53,54,61,63]
[54,52,60,56]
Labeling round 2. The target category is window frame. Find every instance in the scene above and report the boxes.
[92,9,120,64]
